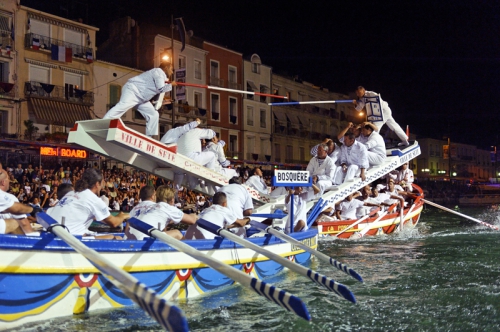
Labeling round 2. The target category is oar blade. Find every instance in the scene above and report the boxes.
[125,282,189,332]
[330,258,363,283]
[307,270,356,304]
[250,279,311,321]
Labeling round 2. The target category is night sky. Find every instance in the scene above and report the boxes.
[22,0,500,149]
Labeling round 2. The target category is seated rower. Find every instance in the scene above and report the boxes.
[335,192,365,220]
[47,169,130,239]
[126,185,197,240]
[187,192,250,240]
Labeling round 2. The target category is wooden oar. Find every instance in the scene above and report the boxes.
[197,219,356,303]
[36,213,188,332]
[249,220,363,283]
[396,202,417,232]
[422,199,500,231]
[128,218,311,321]
[357,211,389,238]
[335,207,380,238]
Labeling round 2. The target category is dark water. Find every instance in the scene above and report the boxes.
[11,205,500,331]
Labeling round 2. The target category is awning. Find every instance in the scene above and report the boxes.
[287,113,302,125]
[29,97,93,125]
[273,110,288,123]
[246,80,258,91]
[260,84,269,93]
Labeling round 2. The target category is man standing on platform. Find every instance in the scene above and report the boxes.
[354,86,409,146]
[103,62,176,139]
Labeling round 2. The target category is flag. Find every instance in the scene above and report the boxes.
[6,45,11,55]
[51,44,72,63]
[32,37,40,50]
[174,17,186,52]
[86,50,93,63]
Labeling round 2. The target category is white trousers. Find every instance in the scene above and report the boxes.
[373,106,408,142]
[334,164,360,184]
[103,82,159,136]
[174,151,218,189]
[366,151,386,166]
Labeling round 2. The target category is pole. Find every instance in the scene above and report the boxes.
[171,14,175,128]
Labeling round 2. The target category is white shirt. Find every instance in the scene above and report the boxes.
[310,144,340,165]
[354,90,390,113]
[339,141,369,169]
[337,199,365,220]
[285,191,314,233]
[160,120,199,144]
[129,201,183,240]
[357,130,386,159]
[197,204,238,239]
[245,175,268,195]
[0,189,16,213]
[218,184,253,219]
[47,189,110,235]
[0,190,27,219]
[397,168,414,185]
[128,68,172,102]
[306,156,337,180]
[177,128,216,158]
[205,141,230,167]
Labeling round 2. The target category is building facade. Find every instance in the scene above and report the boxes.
[242,54,272,162]
[203,41,243,159]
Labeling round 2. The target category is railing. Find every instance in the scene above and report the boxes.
[209,76,224,87]
[174,104,207,118]
[228,81,241,90]
[24,33,94,62]
[25,81,94,105]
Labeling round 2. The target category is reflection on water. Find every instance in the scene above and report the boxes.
[7,206,500,331]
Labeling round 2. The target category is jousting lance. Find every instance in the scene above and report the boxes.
[173,82,288,99]
[268,100,354,106]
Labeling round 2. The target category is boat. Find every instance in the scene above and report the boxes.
[0,228,317,329]
[313,184,425,238]
[0,119,422,329]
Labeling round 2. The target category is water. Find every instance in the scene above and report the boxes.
[9,206,500,331]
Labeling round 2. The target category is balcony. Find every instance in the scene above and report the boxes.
[228,81,241,90]
[226,150,243,160]
[210,76,224,87]
[173,103,207,119]
[25,81,94,105]
[25,33,94,62]
[0,81,15,98]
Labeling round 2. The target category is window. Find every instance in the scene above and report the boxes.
[247,136,255,159]
[252,62,260,74]
[247,106,254,126]
[178,55,186,69]
[211,93,220,120]
[64,29,83,46]
[194,91,203,108]
[246,81,257,100]
[64,72,83,101]
[0,110,7,134]
[194,60,202,80]
[286,145,293,162]
[229,135,238,153]
[274,143,281,162]
[210,61,219,77]
[260,109,266,128]
[109,84,121,108]
[29,65,50,83]
[260,84,268,103]
[229,97,237,124]
[260,138,268,155]
[30,19,50,37]
[299,147,305,161]
[0,61,9,83]
[228,66,237,89]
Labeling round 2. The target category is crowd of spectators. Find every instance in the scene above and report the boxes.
[1,160,277,215]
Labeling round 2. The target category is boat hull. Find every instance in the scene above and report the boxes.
[316,185,424,238]
[0,230,317,329]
